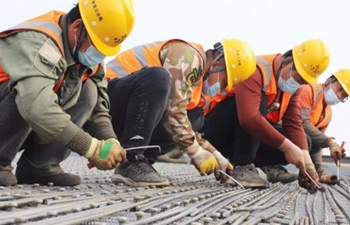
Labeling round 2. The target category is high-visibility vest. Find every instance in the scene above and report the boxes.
[256,54,291,124]
[202,86,235,115]
[202,54,291,122]
[308,84,332,129]
[0,11,99,92]
[106,39,206,110]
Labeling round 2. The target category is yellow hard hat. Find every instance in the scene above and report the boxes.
[222,38,256,88]
[292,39,330,84]
[333,69,350,96]
[79,0,135,56]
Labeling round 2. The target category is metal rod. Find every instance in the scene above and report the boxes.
[219,170,245,189]
[304,171,321,189]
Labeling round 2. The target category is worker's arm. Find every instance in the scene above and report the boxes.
[159,40,204,153]
[234,70,286,148]
[282,88,308,150]
[299,85,331,148]
[160,40,218,175]
[0,31,92,156]
[83,64,118,141]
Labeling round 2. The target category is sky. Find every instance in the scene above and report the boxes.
[1,0,349,154]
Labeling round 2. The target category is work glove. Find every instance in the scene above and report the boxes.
[189,146,218,176]
[298,163,319,193]
[212,151,234,183]
[196,133,233,183]
[319,173,338,185]
[85,138,126,170]
[329,141,346,164]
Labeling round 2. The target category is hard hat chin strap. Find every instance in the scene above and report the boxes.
[73,22,88,61]
[208,42,226,75]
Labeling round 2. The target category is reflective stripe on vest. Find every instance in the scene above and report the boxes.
[106,39,206,110]
[256,54,291,123]
[310,84,332,129]
[256,56,272,92]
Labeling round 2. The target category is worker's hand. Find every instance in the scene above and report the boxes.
[189,146,218,176]
[319,174,338,185]
[283,147,306,174]
[212,151,233,183]
[85,138,126,170]
[329,140,346,164]
[298,163,319,193]
[278,139,306,173]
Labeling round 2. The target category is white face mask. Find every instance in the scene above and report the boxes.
[74,35,106,68]
[203,72,221,97]
[277,67,301,94]
[324,84,341,105]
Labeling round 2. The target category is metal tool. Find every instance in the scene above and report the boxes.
[219,170,245,189]
[87,145,161,169]
[305,171,323,192]
[337,141,345,180]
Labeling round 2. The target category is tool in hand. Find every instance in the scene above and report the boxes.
[337,141,345,180]
[219,170,245,189]
[305,171,324,192]
[87,145,161,169]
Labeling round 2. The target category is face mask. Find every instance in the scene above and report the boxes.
[203,72,221,97]
[75,36,106,68]
[324,85,341,105]
[277,68,300,94]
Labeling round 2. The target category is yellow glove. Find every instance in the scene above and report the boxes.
[189,146,218,175]
[85,138,126,170]
[212,151,234,183]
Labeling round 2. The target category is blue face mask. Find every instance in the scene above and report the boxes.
[277,68,301,94]
[324,85,341,105]
[76,36,106,68]
[203,73,221,97]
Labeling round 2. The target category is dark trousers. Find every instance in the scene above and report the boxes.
[107,67,204,163]
[201,94,311,167]
[0,79,97,169]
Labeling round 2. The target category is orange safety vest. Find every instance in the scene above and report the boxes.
[106,39,206,110]
[308,84,332,130]
[202,86,235,115]
[256,54,291,124]
[0,11,98,92]
[203,54,291,122]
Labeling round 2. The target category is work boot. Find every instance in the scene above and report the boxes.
[16,157,81,186]
[157,149,186,164]
[260,165,297,183]
[232,164,269,188]
[111,160,170,186]
[0,166,17,186]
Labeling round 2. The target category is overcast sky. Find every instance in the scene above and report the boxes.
[1,0,349,154]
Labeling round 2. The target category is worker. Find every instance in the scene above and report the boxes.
[201,39,330,192]
[106,38,256,186]
[0,0,135,186]
[299,69,348,184]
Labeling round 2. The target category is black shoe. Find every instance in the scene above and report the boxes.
[16,157,81,186]
[0,166,17,186]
